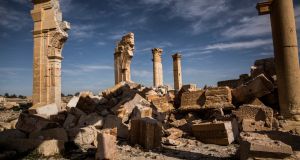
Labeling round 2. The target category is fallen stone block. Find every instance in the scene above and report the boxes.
[0,122,13,130]
[68,126,98,148]
[103,115,128,139]
[180,84,198,92]
[77,113,104,129]
[151,95,174,112]
[204,86,234,109]
[240,132,293,160]
[37,140,64,157]
[0,129,26,139]
[29,128,68,142]
[0,138,42,153]
[95,132,116,160]
[63,114,77,129]
[76,92,98,114]
[232,104,273,130]
[131,104,152,120]
[232,74,274,104]
[130,117,162,150]
[28,103,59,118]
[250,57,276,80]
[16,113,57,133]
[67,96,79,108]
[112,93,151,123]
[179,90,205,111]
[165,127,183,140]
[162,138,181,146]
[192,120,239,145]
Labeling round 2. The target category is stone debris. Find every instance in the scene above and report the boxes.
[66,96,79,108]
[96,132,117,160]
[37,140,65,157]
[179,90,204,111]
[204,86,234,109]
[29,103,59,118]
[192,120,239,145]
[239,132,293,160]
[29,128,68,142]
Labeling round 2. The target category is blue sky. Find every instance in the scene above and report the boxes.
[0,0,299,96]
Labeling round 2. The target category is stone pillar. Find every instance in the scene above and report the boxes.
[257,0,300,120]
[114,33,135,84]
[152,48,163,87]
[31,0,70,108]
[172,53,182,91]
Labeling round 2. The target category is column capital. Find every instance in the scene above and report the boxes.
[172,53,182,60]
[256,0,273,15]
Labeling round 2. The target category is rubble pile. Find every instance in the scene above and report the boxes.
[0,58,300,159]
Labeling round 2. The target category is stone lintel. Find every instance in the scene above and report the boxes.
[256,1,273,15]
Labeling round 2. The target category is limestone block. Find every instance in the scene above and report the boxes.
[0,129,26,139]
[232,104,273,129]
[37,140,64,157]
[179,90,205,111]
[63,114,77,129]
[16,113,57,133]
[29,103,59,118]
[180,84,197,92]
[95,132,116,160]
[250,58,275,79]
[241,119,272,132]
[240,132,293,160]
[103,115,129,139]
[29,128,68,142]
[0,138,42,153]
[204,86,234,109]
[67,96,79,108]
[77,113,103,129]
[165,127,183,140]
[232,74,274,104]
[130,117,162,150]
[152,95,174,112]
[68,126,98,147]
[131,104,152,120]
[76,92,98,114]
[192,120,239,145]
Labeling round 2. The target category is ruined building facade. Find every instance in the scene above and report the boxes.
[114,33,135,84]
[152,48,163,87]
[31,0,70,107]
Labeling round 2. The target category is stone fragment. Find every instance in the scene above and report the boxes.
[103,115,129,139]
[29,128,68,142]
[28,103,59,118]
[16,113,57,133]
[37,140,64,157]
[204,86,234,109]
[192,120,238,145]
[0,138,42,153]
[239,132,293,160]
[2,102,19,110]
[162,138,181,146]
[0,122,12,130]
[77,113,103,129]
[63,114,77,129]
[0,129,26,139]
[151,95,174,112]
[232,104,273,130]
[241,119,272,132]
[131,104,152,120]
[179,90,205,111]
[95,132,116,160]
[180,84,198,92]
[76,92,98,114]
[250,58,276,80]
[68,126,98,147]
[165,127,183,140]
[232,74,274,104]
[67,96,79,108]
[217,74,251,89]
[130,117,162,150]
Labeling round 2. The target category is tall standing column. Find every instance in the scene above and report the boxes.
[152,48,163,87]
[31,0,70,108]
[257,0,300,121]
[172,53,182,91]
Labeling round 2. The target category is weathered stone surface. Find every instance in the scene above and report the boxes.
[76,92,98,114]
[67,96,79,108]
[112,93,150,123]
[103,115,129,139]
[131,104,152,120]
[165,127,183,140]
[251,58,276,80]
[2,102,19,110]
[16,113,57,133]
[151,95,174,112]
[95,132,116,160]
[0,129,26,139]
[180,84,198,92]
[232,104,273,130]
[241,119,272,132]
[192,120,238,145]
[130,117,162,150]
[204,87,234,109]
[37,140,65,157]
[31,0,70,107]
[232,74,274,104]
[29,103,59,118]
[172,53,183,91]
[240,132,293,160]
[29,128,68,142]
[0,122,13,130]
[63,114,77,129]
[152,48,164,87]
[77,113,103,129]
[0,138,42,153]
[179,90,205,111]
[68,126,98,147]
[218,74,251,89]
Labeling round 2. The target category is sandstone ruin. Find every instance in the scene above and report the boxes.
[31,0,70,108]
[114,33,135,85]
[152,48,164,87]
[1,0,300,159]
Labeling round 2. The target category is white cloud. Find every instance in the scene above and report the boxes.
[132,69,152,78]
[71,24,104,40]
[63,65,113,75]
[205,39,273,50]
[0,6,30,31]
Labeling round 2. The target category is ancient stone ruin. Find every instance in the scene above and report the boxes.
[0,0,300,159]
[114,32,135,85]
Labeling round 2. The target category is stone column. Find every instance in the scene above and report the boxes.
[257,0,300,120]
[114,33,135,84]
[172,53,182,91]
[152,48,163,87]
[31,0,70,108]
